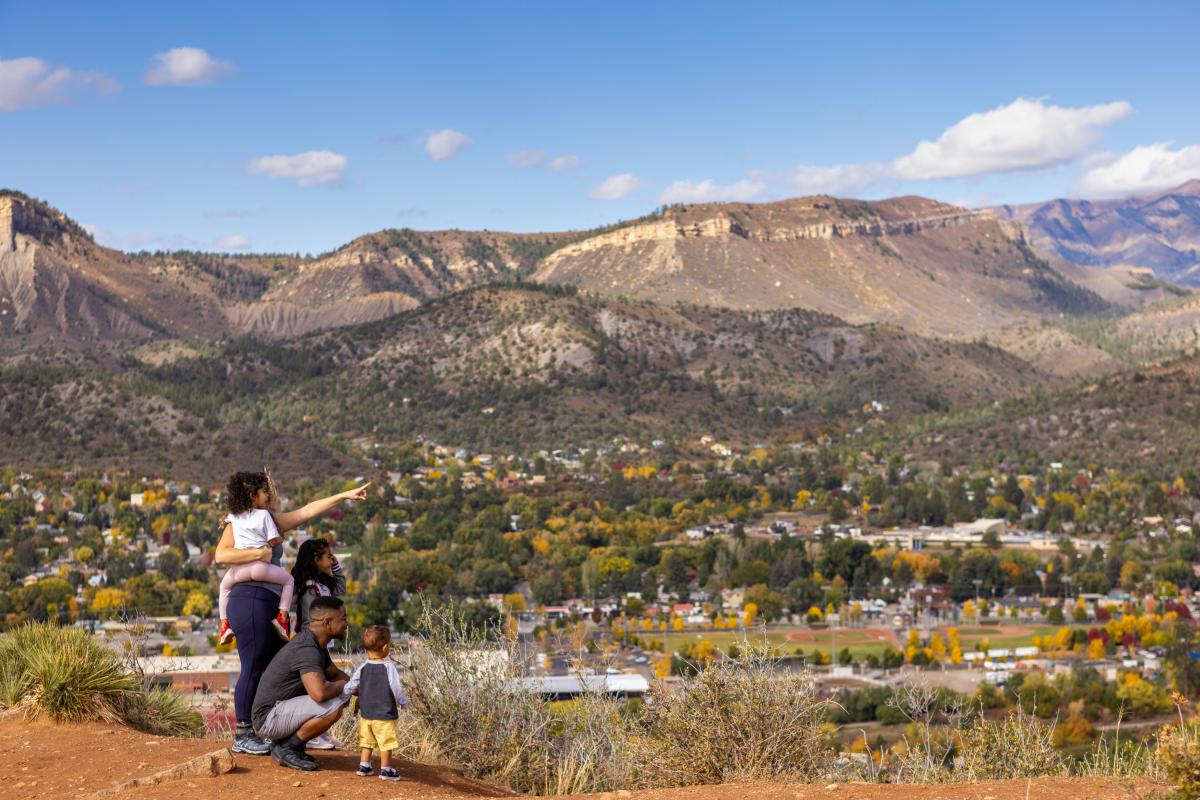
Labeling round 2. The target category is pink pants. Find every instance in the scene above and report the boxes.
[219,562,294,619]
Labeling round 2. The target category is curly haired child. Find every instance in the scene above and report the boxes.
[217,471,295,643]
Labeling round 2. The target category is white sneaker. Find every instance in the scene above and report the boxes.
[307,732,340,750]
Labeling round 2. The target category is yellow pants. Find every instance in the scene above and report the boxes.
[358,717,400,752]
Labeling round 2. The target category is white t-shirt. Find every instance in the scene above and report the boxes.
[226,508,280,550]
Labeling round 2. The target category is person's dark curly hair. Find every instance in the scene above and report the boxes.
[226,471,271,516]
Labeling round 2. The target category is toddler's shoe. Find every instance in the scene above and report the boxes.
[356,763,374,777]
[272,610,292,640]
[217,619,235,646]
[380,766,401,781]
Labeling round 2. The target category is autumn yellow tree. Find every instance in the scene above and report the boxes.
[1087,637,1106,659]
[947,627,963,664]
[182,590,212,619]
[743,602,759,627]
[930,633,947,662]
[905,628,920,662]
[89,588,127,619]
[653,655,672,679]
[962,599,978,622]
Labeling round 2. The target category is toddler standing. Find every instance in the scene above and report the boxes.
[343,625,408,781]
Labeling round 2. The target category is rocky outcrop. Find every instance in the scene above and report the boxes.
[540,209,994,264]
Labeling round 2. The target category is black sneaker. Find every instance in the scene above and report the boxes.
[356,763,374,777]
[232,732,272,755]
[271,743,318,771]
[379,766,401,781]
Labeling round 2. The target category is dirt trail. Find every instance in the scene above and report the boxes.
[0,719,1159,800]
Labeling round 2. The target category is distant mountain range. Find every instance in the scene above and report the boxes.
[3,182,1200,479]
[994,179,1200,285]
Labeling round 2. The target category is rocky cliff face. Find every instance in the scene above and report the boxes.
[0,193,231,356]
[533,197,1096,337]
[993,180,1200,284]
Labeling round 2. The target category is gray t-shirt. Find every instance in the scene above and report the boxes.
[251,629,331,731]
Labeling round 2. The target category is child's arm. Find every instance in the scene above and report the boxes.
[273,484,371,534]
[387,662,409,710]
[341,663,363,700]
[214,523,272,565]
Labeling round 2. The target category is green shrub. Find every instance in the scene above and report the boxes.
[119,687,204,738]
[0,622,202,737]
[2,623,136,723]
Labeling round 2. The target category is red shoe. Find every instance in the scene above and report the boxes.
[218,619,235,646]
[272,611,292,640]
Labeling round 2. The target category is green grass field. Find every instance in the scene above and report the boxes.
[626,627,899,660]
[939,624,1087,651]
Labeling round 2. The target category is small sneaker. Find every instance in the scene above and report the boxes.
[356,763,374,777]
[231,731,271,755]
[272,610,292,640]
[379,767,401,781]
[217,619,235,646]
[271,743,317,771]
[307,732,340,750]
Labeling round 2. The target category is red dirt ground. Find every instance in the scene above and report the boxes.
[0,718,1161,800]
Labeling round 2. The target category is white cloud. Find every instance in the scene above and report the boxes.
[244,150,347,186]
[891,97,1133,180]
[0,56,118,111]
[1074,142,1200,197]
[214,234,251,250]
[659,178,767,204]
[507,149,547,168]
[548,154,582,171]
[144,47,234,86]
[589,173,646,200]
[784,163,888,196]
[425,129,472,161]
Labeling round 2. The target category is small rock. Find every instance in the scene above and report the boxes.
[825,783,840,790]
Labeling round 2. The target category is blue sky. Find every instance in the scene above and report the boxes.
[2,0,1199,254]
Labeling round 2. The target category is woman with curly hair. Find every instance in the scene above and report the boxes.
[216,471,296,644]
[215,471,369,757]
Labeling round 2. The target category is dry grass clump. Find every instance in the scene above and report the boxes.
[640,645,830,785]
[399,603,833,795]
[1156,695,1200,798]
[877,680,1060,783]
[953,707,1061,781]
[0,622,202,737]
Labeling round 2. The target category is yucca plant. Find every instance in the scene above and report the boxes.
[0,622,203,736]
[20,624,137,722]
[120,686,204,738]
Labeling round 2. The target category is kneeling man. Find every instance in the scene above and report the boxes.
[252,596,351,770]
